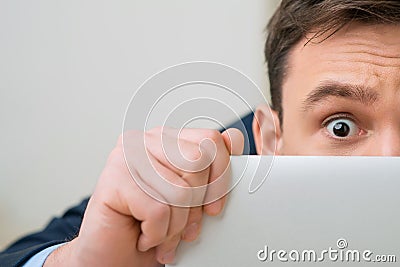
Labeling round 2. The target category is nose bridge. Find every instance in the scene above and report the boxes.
[370,126,400,156]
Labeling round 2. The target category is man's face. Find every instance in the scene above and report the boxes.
[254,23,400,156]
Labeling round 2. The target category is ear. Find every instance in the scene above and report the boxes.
[252,104,282,155]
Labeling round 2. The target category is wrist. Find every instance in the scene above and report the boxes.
[43,239,85,267]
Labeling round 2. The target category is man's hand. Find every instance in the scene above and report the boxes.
[44,127,244,267]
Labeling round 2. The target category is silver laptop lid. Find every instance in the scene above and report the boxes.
[170,156,399,266]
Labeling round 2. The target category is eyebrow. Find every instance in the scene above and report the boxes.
[302,81,380,112]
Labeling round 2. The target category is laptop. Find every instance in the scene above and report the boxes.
[169,156,399,266]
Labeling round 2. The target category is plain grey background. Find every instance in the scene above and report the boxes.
[0,0,279,249]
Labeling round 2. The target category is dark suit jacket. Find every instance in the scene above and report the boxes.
[0,113,256,266]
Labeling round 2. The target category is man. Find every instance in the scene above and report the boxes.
[2,0,400,266]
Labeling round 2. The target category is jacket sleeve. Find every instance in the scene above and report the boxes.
[0,197,89,267]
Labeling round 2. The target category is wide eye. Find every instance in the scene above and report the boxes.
[325,118,359,138]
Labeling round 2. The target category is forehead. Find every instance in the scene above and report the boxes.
[283,23,400,99]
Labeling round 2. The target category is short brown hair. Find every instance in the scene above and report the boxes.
[265,0,400,124]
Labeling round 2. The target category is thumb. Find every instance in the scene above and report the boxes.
[221,128,244,155]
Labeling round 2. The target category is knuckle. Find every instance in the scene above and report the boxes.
[118,130,144,150]
[121,130,142,140]
[204,129,221,142]
[116,134,124,146]
[143,130,154,141]
[107,147,124,165]
[192,159,211,173]
[145,126,170,143]
[183,147,202,162]
[174,178,194,205]
[148,126,169,135]
[181,149,212,173]
[172,187,193,206]
[158,177,193,206]
[150,202,170,221]
[146,126,161,135]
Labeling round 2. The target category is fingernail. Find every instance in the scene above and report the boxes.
[216,198,225,214]
[182,222,199,241]
[209,199,224,216]
[162,250,175,264]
